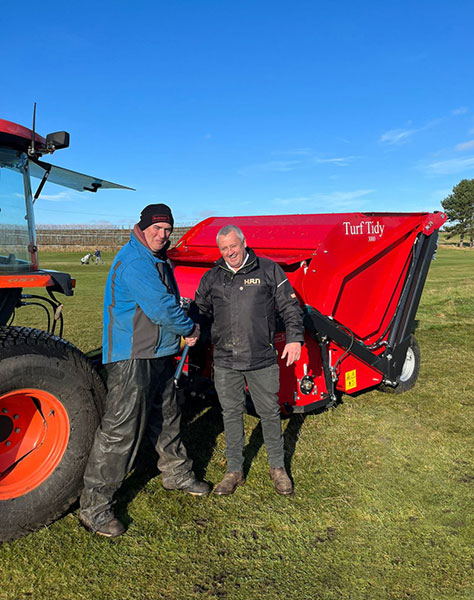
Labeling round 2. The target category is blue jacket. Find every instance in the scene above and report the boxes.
[102,232,194,364]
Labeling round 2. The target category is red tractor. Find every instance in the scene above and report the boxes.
[0,118,130,541]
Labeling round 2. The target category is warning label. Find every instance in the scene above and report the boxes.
[345,369,357,391]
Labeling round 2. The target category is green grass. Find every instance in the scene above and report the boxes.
[1,247,473,600]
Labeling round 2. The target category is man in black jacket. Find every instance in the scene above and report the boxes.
[195,224,304,495]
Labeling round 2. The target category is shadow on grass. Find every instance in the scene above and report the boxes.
[180,395,224,481]
[243,421,263,477]
[116,393,223,525]
[283,414,307,480]
[107,393,321,526]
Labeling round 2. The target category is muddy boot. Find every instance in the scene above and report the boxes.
[162,476,211,496]
[79,513,126,538]
[269,467,293,495]
[213,471,245,496]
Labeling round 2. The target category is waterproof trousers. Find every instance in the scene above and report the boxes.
[213,363,284,472]
[80,356,194,527]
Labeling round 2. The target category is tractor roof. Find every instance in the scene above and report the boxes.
[0,119,46,152]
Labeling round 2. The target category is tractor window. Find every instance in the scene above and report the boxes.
[0,149,32,270]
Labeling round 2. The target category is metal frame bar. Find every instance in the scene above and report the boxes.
[303,230,440,382]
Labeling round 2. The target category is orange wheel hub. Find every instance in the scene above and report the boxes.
[0,389,69,500]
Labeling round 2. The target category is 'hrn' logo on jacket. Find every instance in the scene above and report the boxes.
[244,278,261,285]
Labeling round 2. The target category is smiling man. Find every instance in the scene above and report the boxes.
[79,204,209,538]
[195,224,304,496]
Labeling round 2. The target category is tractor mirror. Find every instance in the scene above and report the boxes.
[45,131,70,152]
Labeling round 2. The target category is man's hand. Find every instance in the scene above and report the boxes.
[281,342,302,366]
[184,323,200,347]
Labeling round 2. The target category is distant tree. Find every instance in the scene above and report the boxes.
[442,179,474,248]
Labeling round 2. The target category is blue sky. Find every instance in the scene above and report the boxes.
[1,0,474,226]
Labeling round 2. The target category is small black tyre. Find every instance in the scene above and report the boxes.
[0,326,105,542]
[379,334,421,394]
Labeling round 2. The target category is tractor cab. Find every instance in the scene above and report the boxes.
[0,118,132,330]
[0,147,37,272]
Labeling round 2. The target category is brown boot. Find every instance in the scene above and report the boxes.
[213,471,245,496]
[269,467,293,495]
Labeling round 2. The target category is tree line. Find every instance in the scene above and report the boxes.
[442,179,474,248]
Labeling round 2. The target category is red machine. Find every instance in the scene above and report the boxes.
[169,211,446,413]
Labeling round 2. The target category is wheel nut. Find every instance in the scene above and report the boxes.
[1,408,7,413]
[14,414,19,420]
[15,428,20,433]
[5,441,11,446]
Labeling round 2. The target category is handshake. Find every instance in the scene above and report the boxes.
[184,323,200,347]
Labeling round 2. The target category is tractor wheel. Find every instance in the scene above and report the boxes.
[379,334,421,394]
[0,326,105,542]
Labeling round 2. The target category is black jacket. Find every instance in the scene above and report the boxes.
[195,248,304,370]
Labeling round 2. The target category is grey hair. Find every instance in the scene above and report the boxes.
[216,224,245,245]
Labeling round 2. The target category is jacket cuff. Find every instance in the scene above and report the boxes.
[184,322,196,337]
[285,336,304,345]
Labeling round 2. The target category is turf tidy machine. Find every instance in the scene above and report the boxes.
[0,117,130,541]
[168,211,446,413]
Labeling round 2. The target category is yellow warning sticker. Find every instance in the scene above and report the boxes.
[345,369,357,391]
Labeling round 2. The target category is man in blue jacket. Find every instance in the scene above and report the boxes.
[79,204,209,537]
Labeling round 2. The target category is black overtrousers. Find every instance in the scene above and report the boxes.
[80,356,193,527]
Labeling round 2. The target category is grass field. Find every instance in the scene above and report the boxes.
[0,246,473,600]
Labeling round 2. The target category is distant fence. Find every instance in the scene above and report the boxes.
[36,226,191,250]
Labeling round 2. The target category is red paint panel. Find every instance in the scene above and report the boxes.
[0,119,46,149]
[0,274,76,290]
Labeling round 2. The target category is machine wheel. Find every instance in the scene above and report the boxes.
[0,326,105,541]
[379,334,421,394]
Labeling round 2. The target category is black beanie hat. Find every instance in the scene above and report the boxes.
[138,204,174,230]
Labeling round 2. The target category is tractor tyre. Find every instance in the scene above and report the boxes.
[379,334,421,394]
[0,326,105,542]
